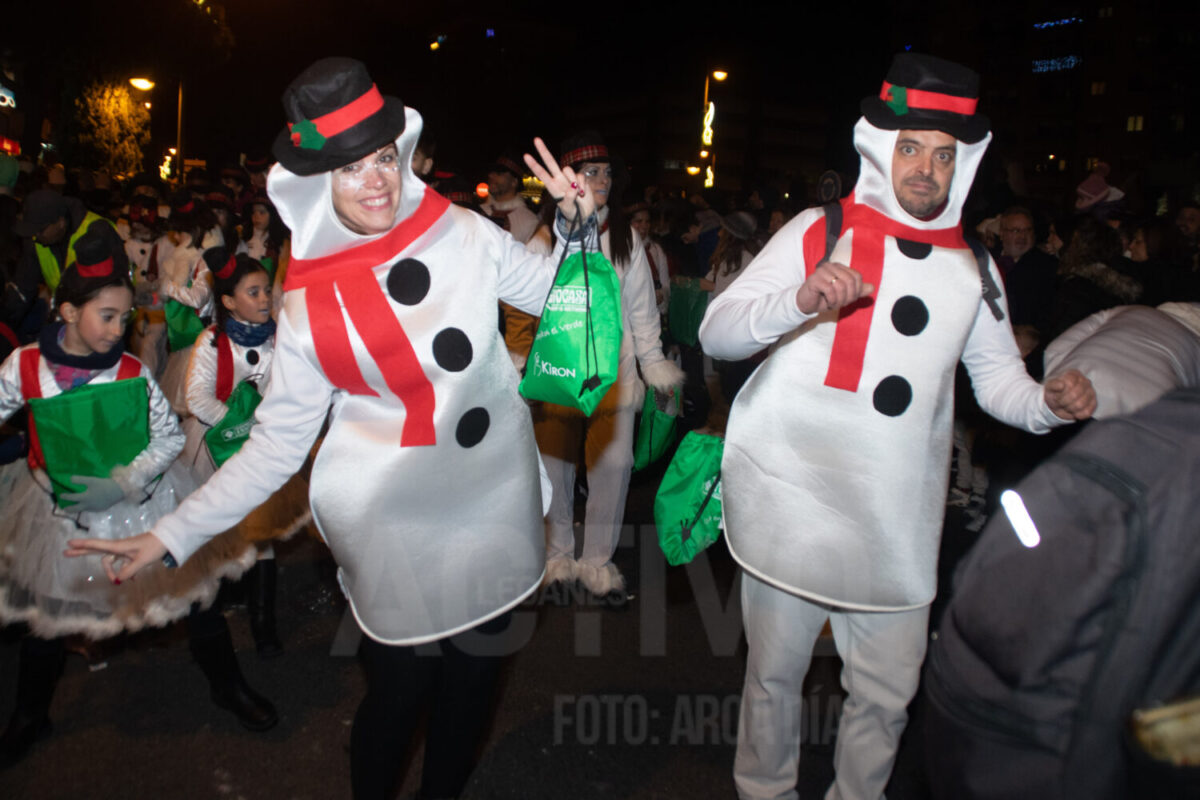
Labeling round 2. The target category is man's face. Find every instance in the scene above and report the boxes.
[1176,207,1200,239]
[487,170,517,200]
[35,216,68,246]
[1000,213,1035,259]
[891,129,957,219]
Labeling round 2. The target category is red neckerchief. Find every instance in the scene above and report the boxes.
[815,194,968,393]
[284,187,451,447]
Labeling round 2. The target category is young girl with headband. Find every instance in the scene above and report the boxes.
[180,247,310,656]
[0,233,276,766]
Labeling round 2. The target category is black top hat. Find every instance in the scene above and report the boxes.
[272,57,407,176]
[860,53,990,144]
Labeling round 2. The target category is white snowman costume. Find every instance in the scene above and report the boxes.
[702,117,1074,800]
[151,106,560,646]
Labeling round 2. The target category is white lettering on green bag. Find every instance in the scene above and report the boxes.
[531,352,576,379]
[546,285,592,314]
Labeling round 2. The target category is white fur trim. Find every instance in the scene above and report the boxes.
[641,359,686,393]
[576,561,625,596]
[544,556,577,586]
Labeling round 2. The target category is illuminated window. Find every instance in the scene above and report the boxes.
[1091,81,1106,95]
[1126,115,1144,132]
[1086,157,1099,171]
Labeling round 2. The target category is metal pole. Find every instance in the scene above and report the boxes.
[176,80,183,184]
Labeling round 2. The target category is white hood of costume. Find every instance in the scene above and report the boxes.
[267,106,428,260]
[851,116,991,229]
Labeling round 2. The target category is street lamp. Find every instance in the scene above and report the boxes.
[130,76,184,183]
[700,70,727,187]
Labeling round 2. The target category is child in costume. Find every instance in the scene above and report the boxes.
[68,57,599,798]
[180,247,310,656]
[124,195,169,379]
[0,233,276,767]
[157,193,217,415]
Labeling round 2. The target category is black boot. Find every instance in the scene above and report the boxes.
[187,609,278,731]
[0,636,65,768]
[246,559,283,658]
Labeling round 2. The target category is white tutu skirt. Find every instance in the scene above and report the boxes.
[159,345,193,417]
[0,460,256,640]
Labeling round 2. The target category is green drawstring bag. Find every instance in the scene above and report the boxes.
[519,221,622,416]
[654,431,724,566]
[28,378,151,508]
[633,386,680,471]
[203,381,262,467]
[667,280,709,347]
[165,297,206,351]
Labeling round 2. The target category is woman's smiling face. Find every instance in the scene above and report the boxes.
[331,144,402,235]
[579,162,612,209]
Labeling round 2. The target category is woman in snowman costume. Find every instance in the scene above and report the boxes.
[69,57,597,799]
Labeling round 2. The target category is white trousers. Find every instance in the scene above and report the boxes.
[735,573,930,800]
[534,402,635,567]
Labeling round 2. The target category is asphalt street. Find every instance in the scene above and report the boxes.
[0,459,963,800]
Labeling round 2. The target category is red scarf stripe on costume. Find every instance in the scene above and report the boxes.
[339,270,436,446]
[284,188,450,290]
[821,195,968,393]
[215,330,234,402]
[880,81,978,115]
[284,188,450,446]
[0,322,19,350]
[305,281,378,397]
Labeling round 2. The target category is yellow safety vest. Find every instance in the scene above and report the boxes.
[34,211,114,295]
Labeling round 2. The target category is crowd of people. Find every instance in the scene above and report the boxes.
[0,50,1197,800]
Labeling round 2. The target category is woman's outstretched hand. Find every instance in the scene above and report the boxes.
[64,533,168,584]
[523,137,596,222]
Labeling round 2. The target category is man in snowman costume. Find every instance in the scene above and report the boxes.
[700,53,1096,800]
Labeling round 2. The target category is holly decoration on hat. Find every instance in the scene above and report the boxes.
[290,118,327,151]
[884,85,909,116]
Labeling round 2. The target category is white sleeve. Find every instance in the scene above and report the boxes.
[699,210,820,360]
[624,233,667,371]
[162,263,213,309]
[111,363,186,499]
[152,309,330,563]
[0,347,29,424]
[494,218,567,317]
[962,255,1067,433]
[184,329,228,426]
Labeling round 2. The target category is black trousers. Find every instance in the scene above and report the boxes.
[350,611,517,800]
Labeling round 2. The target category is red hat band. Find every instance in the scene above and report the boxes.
[289,84,385,151]
[77,257,115,278]
[215,254,238,280]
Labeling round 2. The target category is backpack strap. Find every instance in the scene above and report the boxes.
[18,348,45,469]
[822,202,843,263]
[0,322,18,351]
[215,331,234,403]
[967,237,1006,322]
[116,353,141,381]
